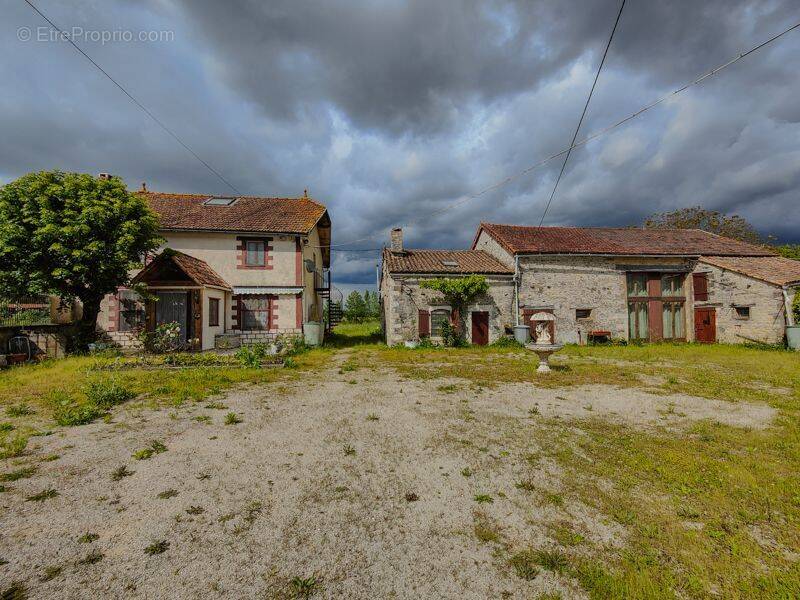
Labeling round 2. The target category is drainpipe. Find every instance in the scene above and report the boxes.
[783,287,795,327]
[514,255,520,326]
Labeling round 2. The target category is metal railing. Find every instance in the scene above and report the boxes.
[0,295,55,327]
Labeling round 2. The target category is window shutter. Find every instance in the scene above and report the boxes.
[418,310,430,337]
[693,273,709,301]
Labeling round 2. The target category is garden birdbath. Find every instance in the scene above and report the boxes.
[524,312,563,373]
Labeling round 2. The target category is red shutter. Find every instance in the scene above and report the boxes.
[418,310,430,337]
[693,273,709,301]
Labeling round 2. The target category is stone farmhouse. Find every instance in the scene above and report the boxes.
[381,223,800,346]
[98,191,332,350]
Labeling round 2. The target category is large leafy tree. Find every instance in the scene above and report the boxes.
[643,206,763,244]
[0,171,162,350]
[343,290,368,322]
[420,275,488,346]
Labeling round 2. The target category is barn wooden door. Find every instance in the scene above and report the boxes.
[694,308,716,343]
[471,311,489,345]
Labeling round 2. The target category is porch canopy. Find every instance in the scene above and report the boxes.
[132,249,230,291]
[131,249,230,349]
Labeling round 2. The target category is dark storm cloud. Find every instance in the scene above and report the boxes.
[3,0,799,285]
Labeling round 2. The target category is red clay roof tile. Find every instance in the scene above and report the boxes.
[475,223,774,257]
[382,248,513,274]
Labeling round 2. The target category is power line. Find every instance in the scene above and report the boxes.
[22,0,242,195]
[320,19,800,249]
[538,0,625,227]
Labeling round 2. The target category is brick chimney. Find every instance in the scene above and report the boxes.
[390,227,404,254]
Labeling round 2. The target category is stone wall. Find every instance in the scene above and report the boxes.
[382,273,515,346]
[694,261,789,344]
[517,256,694,344]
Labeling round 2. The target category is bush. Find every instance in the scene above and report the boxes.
[490,336,522,348]
[52,396,105,427]
[440,321,467,347]
[793,290,800,323]
[138,321,181,353]
[235,343,269,368]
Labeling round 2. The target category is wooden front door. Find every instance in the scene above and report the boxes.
[471,311,489,345]
[694,308,716,343]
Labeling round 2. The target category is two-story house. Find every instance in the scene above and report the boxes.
[98,191,331,350]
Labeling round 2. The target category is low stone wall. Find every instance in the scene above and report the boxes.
[0,325,69,359]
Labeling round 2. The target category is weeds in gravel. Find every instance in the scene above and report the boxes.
[133,439,167,460]
[224,412,243,425]
[474,517,502,544]
[534,549,570,574]
[6,404,33,417]
[0,433,28,459]
[366,413,379,421]
[404,492,419,502]
[508,550,540,581]
[77,549,104,565]
[1,583,28,599]
[0,466,37,482]
[193,415,212,423]
[205,402,227,410]
[343,444,356,456]
[474,494,493,504]
[0,422,13,432]
[144,540,169,555]
[77,533,100,544]
[40,565,62,582]
[42,454,59,462]
[25,488,59,502]
[111,465,134,481]
[461,467,473,477]
[290,575,321,598]
[514,479,536,492]
[156,489,178,499]
[186,505,204,515]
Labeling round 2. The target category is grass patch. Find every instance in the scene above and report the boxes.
[224,412,243,425]
[473,494,493,504]
[156,488,178,499]
[508,550,540,581]
[144,540,169,555]
[6,403,33,417]
[25,488,58,502]
[343,444,356,456]
[77,533,99,544]
[290,575,321,598]
[111,465,134,481]
[0,466,37,482]
[133,439,167,460]
[0,433,28,459]
[40,565,62,582]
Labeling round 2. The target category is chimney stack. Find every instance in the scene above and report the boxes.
[98,172,111,180]
[390,227,404,254]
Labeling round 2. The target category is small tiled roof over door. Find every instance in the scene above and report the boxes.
[132,250,231,290]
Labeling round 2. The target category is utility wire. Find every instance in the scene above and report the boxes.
[538,0,625,227]
[22,0,242,195]
[319,19,800,249]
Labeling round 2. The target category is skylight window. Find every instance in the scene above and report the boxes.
[203,196,237,206]
[441,260,459,267]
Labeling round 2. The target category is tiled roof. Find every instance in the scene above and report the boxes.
[132,250,231,290]
[700,255,800,286]
[143,192,328,234]
[475,223,774,257]
[382,249,514,274]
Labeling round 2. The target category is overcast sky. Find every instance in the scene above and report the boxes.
[3,0,799,288]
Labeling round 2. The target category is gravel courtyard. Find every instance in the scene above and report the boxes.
[0,347,781,599]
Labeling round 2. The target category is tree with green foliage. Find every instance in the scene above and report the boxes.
[774,244,800,261]
[343,290,368,322]
[363,290,380,319]
[420,275,489,346]
[0,171,162,350]
[643,207,763,244]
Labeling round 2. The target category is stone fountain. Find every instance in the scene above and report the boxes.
[524,312,563,373]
